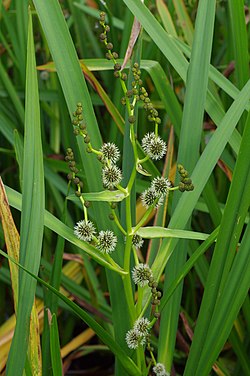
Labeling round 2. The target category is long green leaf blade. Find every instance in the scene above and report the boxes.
[6,9,45,375]
[158,0,216,368]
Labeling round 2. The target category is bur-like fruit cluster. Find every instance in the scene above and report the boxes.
[132,263,153,287]
[141,132,167,161]
[125,317,151,349]
[132,234,144,249]
[141,176,171,209]
[153,363,169,376]
[97,230,117,254]
[74,220,96,242]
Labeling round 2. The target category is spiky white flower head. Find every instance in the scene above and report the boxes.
[132,263,153,287]
[141,132,152,151]
[151,177,171,197]
[141,132,167,160]
[97,230,117,254]
[102,164,122,189]
[134,317,150,336]
[153,363,169,376]
[100,142,120,163]
[74,220,96,242]
[125,329,140,349]
[132,234,144,249]
[125,328,147,349]
[141,188,158,208]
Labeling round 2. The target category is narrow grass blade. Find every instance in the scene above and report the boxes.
[67,190,128,203]
[0,178,20,310]
[49,313,63,376]
[13,129,24,189]
[156,0,178,37]
[193,221,250,376]
[228,0,249,92]
[0,62,25,123]
[173,0,194,45]
[6,9,45,376]
[137,227,209,241]
[228,0,249,132]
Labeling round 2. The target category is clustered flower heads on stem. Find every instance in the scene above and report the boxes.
[68,12,196,375]
[68,102,120,255]
[125,317,151,349]
[141,176,171,209]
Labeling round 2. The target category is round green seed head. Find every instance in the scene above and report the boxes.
[84,135,90,143]
[72,119,78,125]
[84,201,91,208]
[73,177,80,184]
[121,73,127,81]
[99,33,107,41]
[179,182,185,192]
[114,63,121,71]
[79,123,86,130]
[76,107,82,115]
[126,90,133,97]
[128,115,136,124]
[111,202,117,209]
[106,42,113,50]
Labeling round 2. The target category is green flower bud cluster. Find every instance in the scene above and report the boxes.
[140,86,161,125]
[65,148,84,198]
[148,277,162,316]
[65,148,78,176]
[177,164,194,192]
[71,103,91,145]
[132,62,143,89]
[98,12,126,80]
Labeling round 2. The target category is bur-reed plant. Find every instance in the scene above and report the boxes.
[61,13,194,374]
[0,1,249,376]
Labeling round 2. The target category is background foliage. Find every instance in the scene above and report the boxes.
[0,0,249,375]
